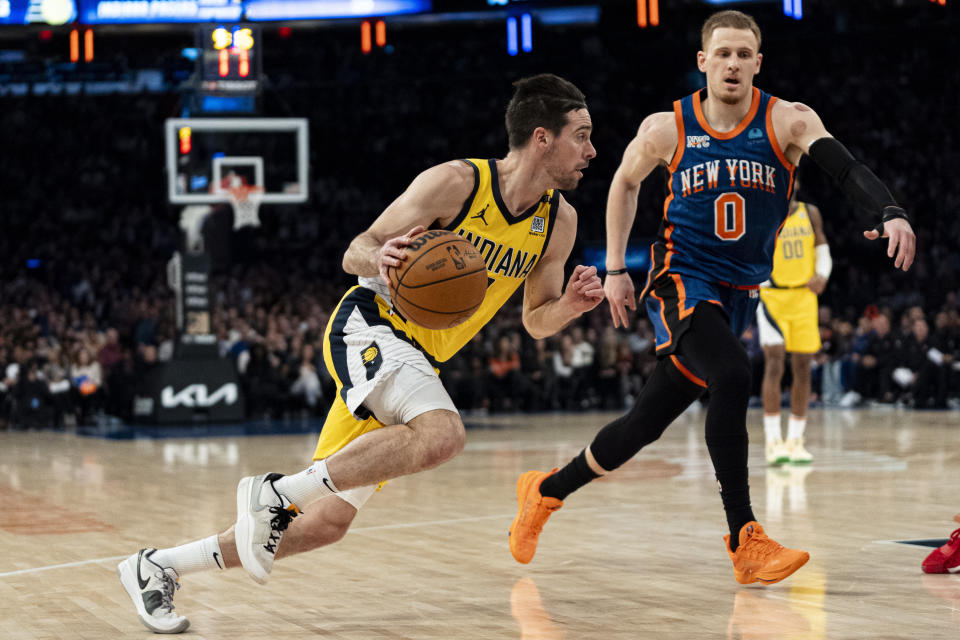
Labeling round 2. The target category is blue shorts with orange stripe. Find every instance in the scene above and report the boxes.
[643,270,760,359]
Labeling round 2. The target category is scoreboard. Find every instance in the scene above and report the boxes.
[68,0,428,24]
[78,0,241,24]
[198,25,258,92]
[193,23,260,112]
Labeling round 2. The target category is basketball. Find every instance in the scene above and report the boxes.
[388,230,487,330]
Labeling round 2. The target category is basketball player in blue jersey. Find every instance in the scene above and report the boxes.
[117,74,603,633]
[510,10,915,586]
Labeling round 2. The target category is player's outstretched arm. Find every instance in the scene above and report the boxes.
[522,198,604,339]
[773,100,916,271]
[342,161,476,283]
[605,111,678,328]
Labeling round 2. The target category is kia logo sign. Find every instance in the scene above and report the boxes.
[161,383,239,408]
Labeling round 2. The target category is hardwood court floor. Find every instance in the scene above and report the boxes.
[1,407,959,639]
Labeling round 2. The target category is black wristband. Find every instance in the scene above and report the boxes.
[873,206,912,235]
[606,268,628,275]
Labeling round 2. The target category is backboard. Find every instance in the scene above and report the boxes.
[164,117,309,205]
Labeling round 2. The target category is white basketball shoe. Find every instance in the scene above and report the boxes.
[765,437,790,466]
[235,473,301,584]
[786,437,813,464]
[117,548,190,634]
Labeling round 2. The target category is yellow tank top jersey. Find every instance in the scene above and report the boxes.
[770,202,816,287]
[402,157,557,362]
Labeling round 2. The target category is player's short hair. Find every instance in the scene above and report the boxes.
[701,10,762,51]
[505,73,587,150]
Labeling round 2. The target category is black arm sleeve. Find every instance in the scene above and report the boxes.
[808,137,911,231]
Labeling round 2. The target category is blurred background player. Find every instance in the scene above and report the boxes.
[757,177,831,465]
[117,73,603,633]
[508,9,915,588]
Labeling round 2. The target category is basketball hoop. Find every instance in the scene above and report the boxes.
[226,185,264,230]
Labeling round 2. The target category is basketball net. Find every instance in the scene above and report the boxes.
[226,184,264,230]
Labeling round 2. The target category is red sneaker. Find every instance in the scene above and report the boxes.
[922,526,960,574]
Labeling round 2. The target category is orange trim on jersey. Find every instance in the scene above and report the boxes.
[765,96,796,173]
[667,100,685,172]
[670,355,708,388]
[638,244,656,301]
[661,223,675,272]
[640,185,678,302]
[650,288,673,351]
[693,87,760,140]
[641,101,685,304]
[671,273,696,320]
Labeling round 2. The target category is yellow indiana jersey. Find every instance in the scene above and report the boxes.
[771,202,816,287]
[404,158,557,362]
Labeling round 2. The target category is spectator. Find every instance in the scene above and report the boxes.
[488,334,522,412]
[70,347,104,425]
[895,317,948,408]
[289,343,324,414]
[570,326,596,409]
[552,334,576,411]
[97,327,123,376]
[519,337,556,412]
[44,347,74,428]
[11,363,55,430]
[849,313,900,405]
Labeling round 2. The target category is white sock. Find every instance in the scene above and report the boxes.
[787,415,806,441]
[273,459,339,509]
[764,414,782,442]
[151,534,224,576]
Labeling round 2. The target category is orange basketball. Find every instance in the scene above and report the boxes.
[388,230,487,330]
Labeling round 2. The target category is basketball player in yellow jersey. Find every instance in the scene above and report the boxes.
[757,179,830,465]
[117,73,602,633]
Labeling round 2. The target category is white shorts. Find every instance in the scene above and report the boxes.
[333,366,456,511]
[756,300,785,347]
[314,285,459,469]
[326,286,456,422]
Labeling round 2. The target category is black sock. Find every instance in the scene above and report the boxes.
[539,449,599,501]
[714,461,756,552]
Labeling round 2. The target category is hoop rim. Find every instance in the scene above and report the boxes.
[223,184,265,204]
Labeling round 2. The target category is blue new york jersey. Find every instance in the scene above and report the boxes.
[643,87,795,292]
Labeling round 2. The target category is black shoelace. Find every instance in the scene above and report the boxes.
[263,505,298,554]
[156,568,180,613]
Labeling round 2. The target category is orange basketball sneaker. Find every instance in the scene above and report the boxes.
[922,526,960,574]
[509,469,562,564]
[724,521,810,585]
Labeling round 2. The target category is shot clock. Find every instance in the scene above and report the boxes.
[198,24,260,93]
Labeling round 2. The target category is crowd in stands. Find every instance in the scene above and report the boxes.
[1,4,958,428]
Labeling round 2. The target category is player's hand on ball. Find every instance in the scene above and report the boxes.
[379,225,427,285]
[863,216,915,272]
[603,271,636,329]
[564,265,604,314]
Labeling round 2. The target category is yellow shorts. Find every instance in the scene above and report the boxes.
[314,286,456,462]
[757,287,821,354]
[313,396,385,460]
